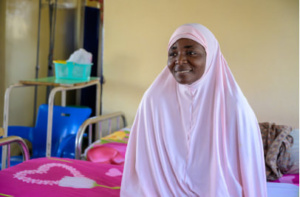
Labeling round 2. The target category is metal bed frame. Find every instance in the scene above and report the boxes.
[75,111,127,160]
[0,112,126,168]
[0,136,30,168]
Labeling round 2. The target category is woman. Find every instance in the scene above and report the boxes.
[121,23,267,197]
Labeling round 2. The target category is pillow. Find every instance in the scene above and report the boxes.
[84,128,130,162]
[86,145,124,164]
[286,129,299,174]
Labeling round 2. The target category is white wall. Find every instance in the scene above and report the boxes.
[103,0,299,128]
[0,0,79,127]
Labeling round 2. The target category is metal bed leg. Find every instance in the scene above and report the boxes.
[2,83,28,170]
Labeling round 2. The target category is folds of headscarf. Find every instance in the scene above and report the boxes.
[121,24,267,197]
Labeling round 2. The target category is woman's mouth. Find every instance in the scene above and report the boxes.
[175,69,192,74]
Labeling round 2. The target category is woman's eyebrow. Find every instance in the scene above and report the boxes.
[171,46,177,50]
[171,45,193,50]
[184,45,193,49]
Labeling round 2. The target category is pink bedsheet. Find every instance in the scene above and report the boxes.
[0,157,123,197]
[0,128,297,197]
[269,174,299,186]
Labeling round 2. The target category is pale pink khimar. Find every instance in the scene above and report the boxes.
[121,24,267,197]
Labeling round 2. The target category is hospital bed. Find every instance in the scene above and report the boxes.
[0,112,127,197]
[0,113,298,197]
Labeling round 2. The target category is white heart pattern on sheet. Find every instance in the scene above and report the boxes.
[13,163,85,185]
[105,168,123,177]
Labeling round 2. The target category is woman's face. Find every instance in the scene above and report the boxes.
[167,38,206,85]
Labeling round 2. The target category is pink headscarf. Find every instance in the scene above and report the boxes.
[121,24,267,197]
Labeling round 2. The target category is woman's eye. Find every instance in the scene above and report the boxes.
[187,51,196,55]
[169,52,177,57]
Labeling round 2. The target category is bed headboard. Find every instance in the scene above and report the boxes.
[0,135,30,169]
[75,112,127,160]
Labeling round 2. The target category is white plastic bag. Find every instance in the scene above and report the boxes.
[67,48,92,64]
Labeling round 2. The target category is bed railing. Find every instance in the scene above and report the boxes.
[75,112,127,160]
[0,135,30,169]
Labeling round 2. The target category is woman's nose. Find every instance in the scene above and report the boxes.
[175,53,187,65]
